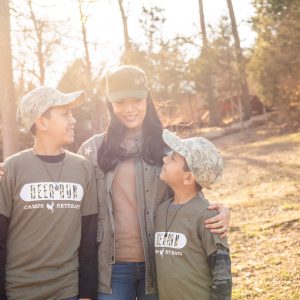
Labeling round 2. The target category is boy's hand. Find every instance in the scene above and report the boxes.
[0,163,4,178]
[205,203,230,238]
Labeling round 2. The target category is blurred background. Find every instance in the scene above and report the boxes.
[0,0,299,299]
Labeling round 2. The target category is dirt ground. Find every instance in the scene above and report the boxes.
[202,112,300,299]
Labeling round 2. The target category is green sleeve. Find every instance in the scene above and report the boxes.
[196,209,229,257]
[81,161,98,217]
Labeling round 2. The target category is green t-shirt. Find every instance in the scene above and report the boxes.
[155,194,229,300]
[0,149,98,300]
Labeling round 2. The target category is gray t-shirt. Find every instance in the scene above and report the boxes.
[0,149,98,300]
[155,194,229,300]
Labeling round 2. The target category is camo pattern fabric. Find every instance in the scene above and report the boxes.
[17,86,85,130]
[209,244,232,300]
[162,129,223,188]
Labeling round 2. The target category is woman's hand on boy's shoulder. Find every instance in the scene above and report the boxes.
[0,163,4,177]
[205,203,230,238]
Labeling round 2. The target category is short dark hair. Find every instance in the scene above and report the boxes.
[183,159,202,191]
[29,108,52,136]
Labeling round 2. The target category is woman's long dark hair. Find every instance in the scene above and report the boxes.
[97,92,165,173]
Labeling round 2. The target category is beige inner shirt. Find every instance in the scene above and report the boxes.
[111,157,145,262]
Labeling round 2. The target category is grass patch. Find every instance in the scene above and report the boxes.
[213,128,300,299]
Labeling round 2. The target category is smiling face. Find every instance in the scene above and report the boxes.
[36,105,77,145]
[111,97,147,133]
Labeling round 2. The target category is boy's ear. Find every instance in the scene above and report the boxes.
[35,116,48,132]
[183,171,196,186]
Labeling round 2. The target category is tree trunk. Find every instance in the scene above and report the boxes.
[28,0,45,85]
[226,0,251,120]
[78,0,101,134]
[198,0,218,125]
[0,0,19,158]
[118,0,132,62]
[78,0,92,83]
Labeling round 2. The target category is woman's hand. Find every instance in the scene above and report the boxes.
[0,163,4,178]
[205,203,230,238]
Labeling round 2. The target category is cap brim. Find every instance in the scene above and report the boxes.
[107,90,148,103]
[59,90,86,108]
[162,129,188,158]
[18,89,86,132]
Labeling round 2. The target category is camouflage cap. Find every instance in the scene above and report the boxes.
[17,86,85,131]
[106,65,149,102]
[162,129,223,188]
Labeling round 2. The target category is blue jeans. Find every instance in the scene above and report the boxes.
[98,262,159,300]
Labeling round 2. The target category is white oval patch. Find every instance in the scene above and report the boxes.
[20,182,84,202]
[155,232,187,249]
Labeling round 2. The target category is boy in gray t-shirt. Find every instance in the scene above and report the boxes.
[0,87,98,300]
[155,129,232,300]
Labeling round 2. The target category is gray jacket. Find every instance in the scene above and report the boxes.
[78,133,170,294]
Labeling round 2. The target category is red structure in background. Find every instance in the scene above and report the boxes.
[166,93,269,130]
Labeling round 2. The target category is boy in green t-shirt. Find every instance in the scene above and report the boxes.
[155,129,232,300]
[0,87,98,300]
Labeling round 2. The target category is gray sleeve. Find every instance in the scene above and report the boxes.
[77,142,87,157]
[77,134,104,164]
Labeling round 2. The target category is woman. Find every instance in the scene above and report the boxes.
[77,65,230,300]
